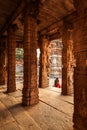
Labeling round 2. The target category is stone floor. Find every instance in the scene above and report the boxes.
[0,83,74,130]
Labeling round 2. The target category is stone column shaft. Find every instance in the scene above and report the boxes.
[0,43,5,85]
[39,37,49,88]
[7,25,16,92]
[72,7,87,129]
[62,23,74,95]
[22,13,39,106]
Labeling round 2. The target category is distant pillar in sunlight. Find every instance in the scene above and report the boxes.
[39,36,50,88]
[62,22,75,95]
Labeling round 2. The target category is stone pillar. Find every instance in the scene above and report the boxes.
[39,36,50,88]
[22,1,39,106]
[0,42,5,85]
[7,24,17,92]
[62,22,75,95]
[73,1,87,130]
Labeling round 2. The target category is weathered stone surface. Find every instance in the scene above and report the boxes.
[62,22,75,95]
[0,85,74,130]
[22,10,39,106]
[0,43,5,85]
[7,25,17,93]
[72,2,87,130]
[39,37,50,88]
[0,95,41,130]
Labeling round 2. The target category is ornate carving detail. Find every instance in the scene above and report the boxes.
[25,0,40,18]
[63,21,73,31]
[8,24,18,32]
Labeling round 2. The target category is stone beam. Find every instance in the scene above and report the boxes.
[39,20,63,37]
[0,0,25,35]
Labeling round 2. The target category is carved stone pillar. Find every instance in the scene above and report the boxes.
[62,22,75,95]
[0,42,5,85]
[7,24,17,92]
[39,36,50,88]
[73,1,87,130]
[22,1,39,106]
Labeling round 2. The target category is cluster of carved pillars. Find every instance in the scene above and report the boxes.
[0,1,87,129]
[0,5,39,106]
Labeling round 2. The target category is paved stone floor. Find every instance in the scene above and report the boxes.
[0,83,74,130]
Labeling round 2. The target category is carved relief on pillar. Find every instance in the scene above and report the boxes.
[0,44,5,85]
[73,51,87,130]
[62,21,75,95]
[22,5,39,105]
[7,24,18,93]
[46,43,51,77]
[24,0,40,18]
[67,30,76,94]
[39,35,50,88]
[72,5,87,129]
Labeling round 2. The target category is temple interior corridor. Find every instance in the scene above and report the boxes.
[0,0,87,129]
[0,83,73,130]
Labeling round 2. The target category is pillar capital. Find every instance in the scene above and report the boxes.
[39,34,50,42]
[43,34,50,40]
[7,24,18,33]
[24,0,40,18]
[63,20,73,32]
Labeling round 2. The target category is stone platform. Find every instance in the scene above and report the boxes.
[0,83,74,130]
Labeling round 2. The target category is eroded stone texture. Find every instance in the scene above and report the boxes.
[73,1,87,130]
[67,30,75,94]
[22,5,39,106]
[62,22,75,95]
[0,42,5,85]
[39,36,50,88]
[7,24,17,92]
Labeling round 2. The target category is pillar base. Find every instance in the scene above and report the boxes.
[22,88,39,106]
[22,96,39,106]
[61,91,73,95]
[0,79,5,85]
[7,88,16,93]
